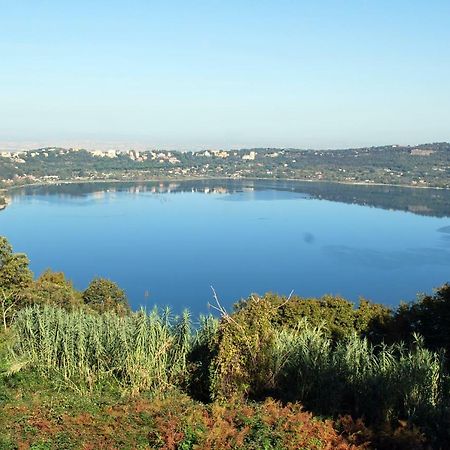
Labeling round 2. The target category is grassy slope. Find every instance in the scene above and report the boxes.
[0,331,364,450]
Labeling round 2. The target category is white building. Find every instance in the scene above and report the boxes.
[242,151,257,161]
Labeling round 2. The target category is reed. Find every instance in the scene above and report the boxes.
[10,304,193,393]
[9,303,449,436]
[275,321,448,425]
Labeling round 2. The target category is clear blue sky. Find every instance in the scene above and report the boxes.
[1,0,449,149]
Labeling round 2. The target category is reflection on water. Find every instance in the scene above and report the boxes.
[11,179,450,218]
[324,246,450,270]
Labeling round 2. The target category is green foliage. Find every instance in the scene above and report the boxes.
[177,426,203,450]
[210,296,450,446]
[211,295,280,400]
[187,314,219,401]
[1,235,449,448]
[0,237,33,292]
[9,305,192,394]
[2,143,450,190]
[393,284,450,355]
[0,236,133,320]
[260,292,392,341]
[0,237,33,329]
[267,293,356,338]
[276,325,447,426]
[82,277,130,314]
[356,298,394,342]
[26,269,82,310]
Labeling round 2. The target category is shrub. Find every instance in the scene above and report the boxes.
[187,314,219,401]
[210,295,280,400]
[393,283,450,354]
[82,277,130,314]
[144,395,368,450]
[275,324,449,437]
[260,292,392,341]
[26,270,83,310]
[211,295,449,443]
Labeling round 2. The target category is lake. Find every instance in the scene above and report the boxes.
[2,180,450,316]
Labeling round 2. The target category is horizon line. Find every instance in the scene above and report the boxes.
[1,140,449,153]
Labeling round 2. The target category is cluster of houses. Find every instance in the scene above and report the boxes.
[0,147,285,164]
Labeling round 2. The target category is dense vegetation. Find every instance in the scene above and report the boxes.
[1,142,449,190]
[1,236,450,449]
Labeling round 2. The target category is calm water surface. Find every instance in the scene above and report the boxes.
[2,180,449,315]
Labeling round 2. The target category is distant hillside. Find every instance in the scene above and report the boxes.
[1,142,449,188]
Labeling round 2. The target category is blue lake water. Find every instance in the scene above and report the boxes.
[1,180,449,315]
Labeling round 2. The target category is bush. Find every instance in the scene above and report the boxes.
[82,277,130,314]
[0,391,369,449]
[210,295,280,400]
[95,394,369,450]
[393,283,450,354]
[276,325,448,426]
[210,295,450,445]
[26,270,82,310]
[242,292,392,342]
[187,314,219,401]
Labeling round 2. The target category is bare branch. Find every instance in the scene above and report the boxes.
[276,289,295,310]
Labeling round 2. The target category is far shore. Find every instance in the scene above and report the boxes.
[1,175,449,211]
[5,174,450,191]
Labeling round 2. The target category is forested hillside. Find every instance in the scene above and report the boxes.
[1,142,449,189]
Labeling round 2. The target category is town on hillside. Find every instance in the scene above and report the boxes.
[0,142,449,190]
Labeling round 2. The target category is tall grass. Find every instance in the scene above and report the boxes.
[10,304,192,393]
[8,303,450,442]
[275,320,448,426]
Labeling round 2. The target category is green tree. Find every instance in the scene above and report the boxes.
[27,269,82,310]
[258,292,392,341]
[0,236,33,329]
[355,299,393,343]
[82,277,129,314]
[393,283,450,354]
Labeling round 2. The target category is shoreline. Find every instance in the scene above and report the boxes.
[5,174,450,191]
[1,175,449,211]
